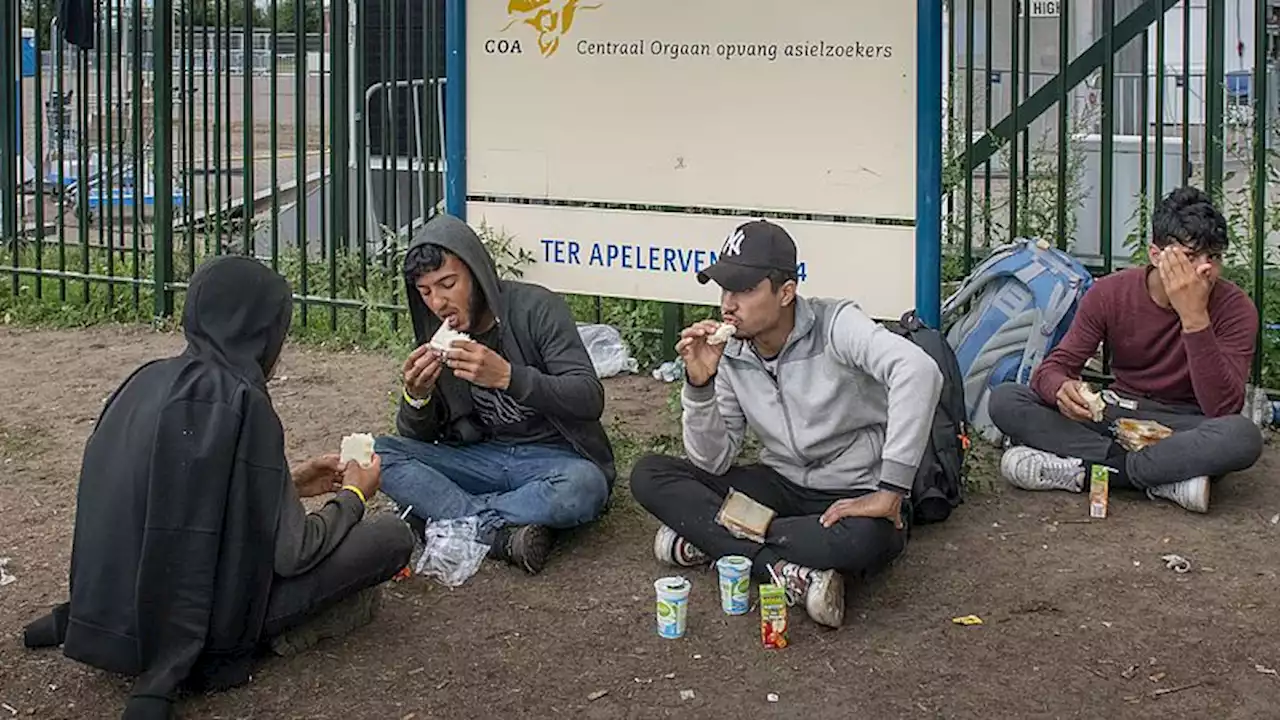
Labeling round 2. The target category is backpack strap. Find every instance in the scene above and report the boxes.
[940,239,1029,322]
[1013,246,1093,383]
[1017,279,1079,383]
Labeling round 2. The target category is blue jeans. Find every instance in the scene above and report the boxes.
[373,435,609,530]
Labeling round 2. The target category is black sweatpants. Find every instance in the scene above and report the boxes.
[989,383,1264,489]
[630,455,908,580]
[262,514,415,638]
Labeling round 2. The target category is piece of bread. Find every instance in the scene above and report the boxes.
[428,321,472,352]
[715,489,775,544]
[707,322,737,346]
[340,433,375,468]
[1079,384,1106,422]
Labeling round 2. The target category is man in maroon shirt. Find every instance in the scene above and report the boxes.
[988,187,1263,513]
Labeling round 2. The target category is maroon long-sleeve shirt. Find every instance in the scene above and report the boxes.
[1030,267,1259,417]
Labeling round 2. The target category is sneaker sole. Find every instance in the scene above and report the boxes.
[269,586,383,657]
[652,525,708,568]
[1000,449,1084,493]
[805,570,846,629]
[653,525,678,566]
[512,526,553,575]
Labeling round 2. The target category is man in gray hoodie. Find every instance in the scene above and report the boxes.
[630,219,943,628]
[374,214,616,575]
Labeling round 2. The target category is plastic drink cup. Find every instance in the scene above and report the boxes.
[715,555,752,615]
[654,576,691,639]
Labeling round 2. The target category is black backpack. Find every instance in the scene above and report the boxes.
[887,310,968,525]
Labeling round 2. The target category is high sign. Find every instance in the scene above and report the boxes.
[1019,0,1060,18]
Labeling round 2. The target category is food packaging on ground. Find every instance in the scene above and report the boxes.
[759,583,788,649]
[654,577,691,639]
[715,555,752,615]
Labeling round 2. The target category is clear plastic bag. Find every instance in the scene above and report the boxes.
[577,324,639,379]
[1112,418,1174,452]
[414,517,491,588]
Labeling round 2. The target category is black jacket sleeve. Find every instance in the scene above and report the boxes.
[272,477,366,578]
[504,290,605,422]
[394,389,450,441]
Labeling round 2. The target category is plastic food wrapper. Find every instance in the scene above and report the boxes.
[652,358,685,383]
[715,489,776,544]
[1113,418,1174,451]
[414,516,491,587]
[577,323,639,378]
[1161,553,1192,574]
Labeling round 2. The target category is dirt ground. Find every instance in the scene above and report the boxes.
[2,325,1280,720]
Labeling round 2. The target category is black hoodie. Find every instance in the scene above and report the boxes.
[397,214,617,485]
[23,256,296,719]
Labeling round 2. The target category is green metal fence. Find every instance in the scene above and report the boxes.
[0,0,1276,381]
[948,0,1278,387]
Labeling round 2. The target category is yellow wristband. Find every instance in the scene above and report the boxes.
[342,485,367,505]
[403,387,430,409]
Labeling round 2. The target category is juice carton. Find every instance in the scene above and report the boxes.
[759,583,788,649]
[1089,465,1111,519]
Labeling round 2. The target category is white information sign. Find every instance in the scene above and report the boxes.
[465,0,921,317]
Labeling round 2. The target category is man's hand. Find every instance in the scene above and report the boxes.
[819,490,905,530]
[1158,246,1213,332]
[292,454,345,498]
[445,340,512,390]
[1055,378,1095,423]
[404,344,444,400]
[343,454,382,503]
[677,320,729,387]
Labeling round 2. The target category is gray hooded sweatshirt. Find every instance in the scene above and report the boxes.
[682,296,943,494]
[395,214,617,485]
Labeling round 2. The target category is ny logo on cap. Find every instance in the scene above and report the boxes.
[722,228,745,257]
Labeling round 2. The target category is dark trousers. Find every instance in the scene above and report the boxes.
[989,383,1263,489]
[262,514,415,638]
[629,455,907,580]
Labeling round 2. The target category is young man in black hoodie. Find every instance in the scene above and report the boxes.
[22,256,414,719]
[375,214,616,574]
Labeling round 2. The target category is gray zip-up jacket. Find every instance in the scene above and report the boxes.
[682,296,943,494]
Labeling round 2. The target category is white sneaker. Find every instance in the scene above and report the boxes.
[770,562,845,629]
[1147,476,1210,514]
[653,525,709,567]
[1000,447,1086,493]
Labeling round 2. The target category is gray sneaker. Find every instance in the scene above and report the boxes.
[269,586,383,657]
[1147,476,1210,513]
[653,525,709,568]
[1000,447,1086,493]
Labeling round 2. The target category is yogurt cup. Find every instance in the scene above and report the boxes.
[654,576,691,639]
[715,555,752,615]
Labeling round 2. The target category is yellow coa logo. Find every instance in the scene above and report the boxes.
[502,0,603,57]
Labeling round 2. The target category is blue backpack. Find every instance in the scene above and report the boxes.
[941,238,1094,444]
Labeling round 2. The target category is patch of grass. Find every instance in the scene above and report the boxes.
[601,417,682,518]
[1,238,712,371]
[962,441,1003,495]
